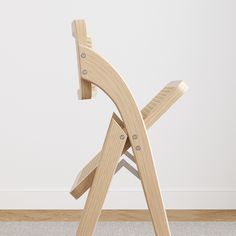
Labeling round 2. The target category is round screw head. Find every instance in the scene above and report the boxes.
[82,69,88,75]
[81,53,86,58]
[120,135,125,140]
[132,134,138,140]
[135,145,141,151]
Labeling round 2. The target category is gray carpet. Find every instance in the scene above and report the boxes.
[0,222,236,236]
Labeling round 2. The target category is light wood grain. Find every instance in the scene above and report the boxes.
[78,45,171,235]
[77,114,127,236]
[1,210,235,222]
[72,20,188,235]
[72,20,92,99]
[70,152,100,199]
[71,80,187,199]
[142,80,188,129]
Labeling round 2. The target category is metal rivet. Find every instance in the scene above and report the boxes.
[82,69,88,75]
[132,134,138,140]
[81,53,86,58]
[120,135,125,140]
[135,145,141,151]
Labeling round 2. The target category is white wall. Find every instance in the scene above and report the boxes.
[0,0,235,209]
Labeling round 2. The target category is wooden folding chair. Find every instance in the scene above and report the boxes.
[70,19,188,236]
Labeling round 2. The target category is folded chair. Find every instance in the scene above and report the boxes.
[70,19,188,236]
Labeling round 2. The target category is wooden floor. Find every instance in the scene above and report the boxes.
[0,210,236,222]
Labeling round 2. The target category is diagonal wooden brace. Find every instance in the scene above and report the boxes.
[76,114,127,236]
[71,80,188,199]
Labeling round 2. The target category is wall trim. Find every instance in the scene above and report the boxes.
[0,210,236,222]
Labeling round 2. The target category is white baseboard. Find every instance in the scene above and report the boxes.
[0,190,235,209]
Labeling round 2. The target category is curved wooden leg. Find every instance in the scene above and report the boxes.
[133,144,171,236]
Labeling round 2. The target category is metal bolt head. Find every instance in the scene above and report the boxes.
[120,135,125,140]
[82,69,88,75]
[81,53,86,58]
[135,145,141,151]
[132,134,138,140]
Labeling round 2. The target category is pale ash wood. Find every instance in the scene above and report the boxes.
[1,210,236,222]
[71,80,187,199]
[78,45,171,235]
[70,153,100,199]
[77,115,127,236]
[72,20,188,235]
[85,35,97,98]
[72,20,92,99]
[142,80,188,129]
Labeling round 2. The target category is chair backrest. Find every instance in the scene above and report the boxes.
[72,20,96,99]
